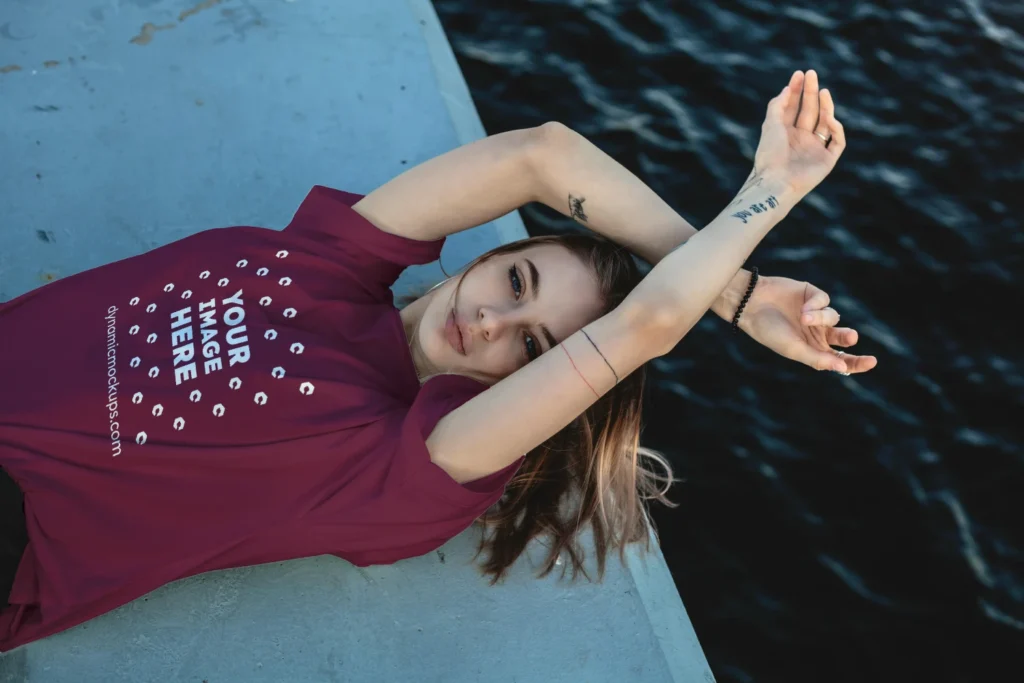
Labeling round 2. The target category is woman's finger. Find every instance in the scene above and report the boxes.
[819,86,835,124]
[782,70,803,126]
[801,283,831,313]
[801,306,840,327]
[825,326,859,348]
[813,88,834,143]
[796,69,820,132]
[766,78,795,124]
[819,89,847,155]
[806,349,849,373]
[830,351,878,374]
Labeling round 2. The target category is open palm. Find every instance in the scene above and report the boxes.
[738,274,878,375]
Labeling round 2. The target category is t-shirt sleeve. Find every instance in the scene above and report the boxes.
[282,185,446,300]
[388,374,525,515]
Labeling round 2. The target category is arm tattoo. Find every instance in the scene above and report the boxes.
[568,194,588,223]
[730,167,763,206]
[730,194,779,224]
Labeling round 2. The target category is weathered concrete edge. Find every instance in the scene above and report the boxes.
[407,1,716,680]
[406,0,526,246]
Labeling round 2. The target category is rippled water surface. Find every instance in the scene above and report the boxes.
[434,2,1022,681]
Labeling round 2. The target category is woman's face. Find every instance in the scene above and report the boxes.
[414,243,605,383]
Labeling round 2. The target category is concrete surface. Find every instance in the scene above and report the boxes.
[0,1,715,681]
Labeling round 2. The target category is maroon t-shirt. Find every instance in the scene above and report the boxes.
[0,186,524,651]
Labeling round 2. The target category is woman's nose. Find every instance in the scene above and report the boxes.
[477,306,515,341]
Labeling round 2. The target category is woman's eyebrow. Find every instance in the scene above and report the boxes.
[525,258,558,350]
[526,258,541,300]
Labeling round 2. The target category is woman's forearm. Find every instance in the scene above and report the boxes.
[625,173,799,351]
[527,122,754,321]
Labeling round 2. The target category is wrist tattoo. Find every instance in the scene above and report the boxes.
[568,194,588,223]
[743,166,758,187]
[730,195,779,224]
[730,169,764,206]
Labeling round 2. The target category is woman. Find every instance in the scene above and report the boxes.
[0,70,874,651]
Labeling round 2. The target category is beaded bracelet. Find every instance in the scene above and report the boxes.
[731,267,759,334]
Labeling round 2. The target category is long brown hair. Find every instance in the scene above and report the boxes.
[398,234,679,584]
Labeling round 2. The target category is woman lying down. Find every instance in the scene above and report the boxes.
[0,69,875,651]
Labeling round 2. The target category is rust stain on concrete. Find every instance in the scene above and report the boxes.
[0,64,22,74]
[179,0,225,22]
[130,22,176,46]
[43,60,60,68]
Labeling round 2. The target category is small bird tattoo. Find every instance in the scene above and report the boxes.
[569,194,588,223]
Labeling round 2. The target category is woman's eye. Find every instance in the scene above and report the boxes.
[508,264,522,299]
[524,334,538,361]
[509,264,536,360]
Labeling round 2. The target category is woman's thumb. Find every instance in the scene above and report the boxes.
[812,351,847,373]
[765,85,790,121]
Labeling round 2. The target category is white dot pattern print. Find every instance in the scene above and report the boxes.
[4,190,506,622]
[119,251,316,449]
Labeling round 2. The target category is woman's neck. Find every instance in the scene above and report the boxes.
[399,293,438,381]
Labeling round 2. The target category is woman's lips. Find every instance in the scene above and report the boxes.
[446,308,466,355]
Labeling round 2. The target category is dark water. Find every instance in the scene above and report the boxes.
[434,1,1022,681]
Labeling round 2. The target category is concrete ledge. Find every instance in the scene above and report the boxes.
[0,0,713,680]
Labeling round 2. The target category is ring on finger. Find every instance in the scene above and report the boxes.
[833,349,851,376]
[814,130,832,146]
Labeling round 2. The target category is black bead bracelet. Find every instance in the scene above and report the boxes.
[731,267,759,334]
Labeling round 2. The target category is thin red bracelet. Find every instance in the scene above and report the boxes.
[560,343,600,398]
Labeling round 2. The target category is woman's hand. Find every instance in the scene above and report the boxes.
[754,70,846,200]
[737,274,878,375]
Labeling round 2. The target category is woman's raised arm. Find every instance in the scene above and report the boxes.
[525,120,755,322]
[427,172,798,483]
[351,120,752,321]
[351,127,543,244]
[428,74,848,483]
